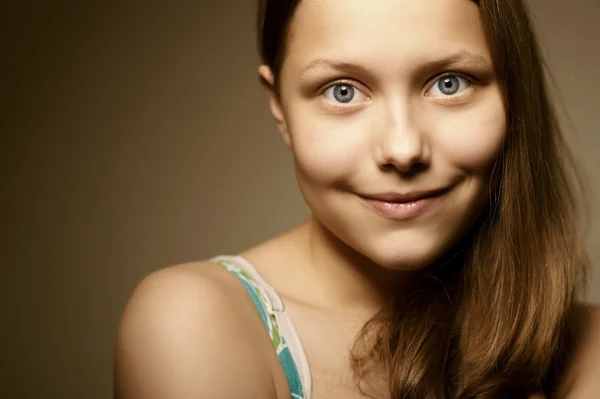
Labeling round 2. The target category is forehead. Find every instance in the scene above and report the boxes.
[284,0,489,73]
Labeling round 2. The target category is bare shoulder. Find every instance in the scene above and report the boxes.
[114,261,281,399]
[555,304,600,398]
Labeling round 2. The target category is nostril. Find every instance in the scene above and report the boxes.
[382,161,427,172]
[382,161,428,176]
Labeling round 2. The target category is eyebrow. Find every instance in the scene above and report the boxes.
[300,59,373,79]
[424,50,491,70]
[299,50,492,78]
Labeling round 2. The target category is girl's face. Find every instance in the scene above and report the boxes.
[262,0,506,269]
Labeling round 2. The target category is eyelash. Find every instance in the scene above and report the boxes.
[320,79,361,94]
[318,71,479,98]
[319,80,368,109]
[429,71,478,86]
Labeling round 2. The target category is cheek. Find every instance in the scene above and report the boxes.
[287,114,370,184]
[435,101,506,170]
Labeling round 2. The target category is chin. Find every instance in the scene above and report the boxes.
[368,250,440,271]
[356,230,463,271]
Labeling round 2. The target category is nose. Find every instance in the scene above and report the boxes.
[376,104,430,173]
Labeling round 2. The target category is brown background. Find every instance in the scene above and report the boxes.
[2,1,598,398]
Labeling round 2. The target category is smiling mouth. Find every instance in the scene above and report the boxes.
[358,186,452,220]
[360,186,451,203]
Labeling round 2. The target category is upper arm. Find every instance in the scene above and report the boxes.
[555,304,600,399]
[114,264,277,399]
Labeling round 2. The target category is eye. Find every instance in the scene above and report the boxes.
[322,83,367,105]
[427,74,472,97]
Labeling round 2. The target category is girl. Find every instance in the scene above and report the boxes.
[115,0,600,397]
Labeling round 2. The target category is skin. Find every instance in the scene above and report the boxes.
[114,0,600,398]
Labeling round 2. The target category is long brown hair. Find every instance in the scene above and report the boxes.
[257,0,590,397]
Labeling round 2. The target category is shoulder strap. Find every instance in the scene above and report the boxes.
[211,255,311,399]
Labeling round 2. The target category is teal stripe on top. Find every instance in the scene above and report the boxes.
[212,258,305,399]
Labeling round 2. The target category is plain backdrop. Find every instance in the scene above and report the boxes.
[2,1,599,398]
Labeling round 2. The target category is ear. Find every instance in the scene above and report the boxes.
[258,65,291,148]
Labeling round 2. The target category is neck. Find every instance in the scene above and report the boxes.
[292,216,405,317]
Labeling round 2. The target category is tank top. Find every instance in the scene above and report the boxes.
[211,255,312,399]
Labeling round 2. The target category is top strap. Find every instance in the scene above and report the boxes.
[211,255,312,399]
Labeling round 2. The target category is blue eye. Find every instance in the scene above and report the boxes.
[428,75,471,97]
[332,84,355,103]
[323,83,367,105]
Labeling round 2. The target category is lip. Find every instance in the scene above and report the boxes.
[358,187,450,221]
